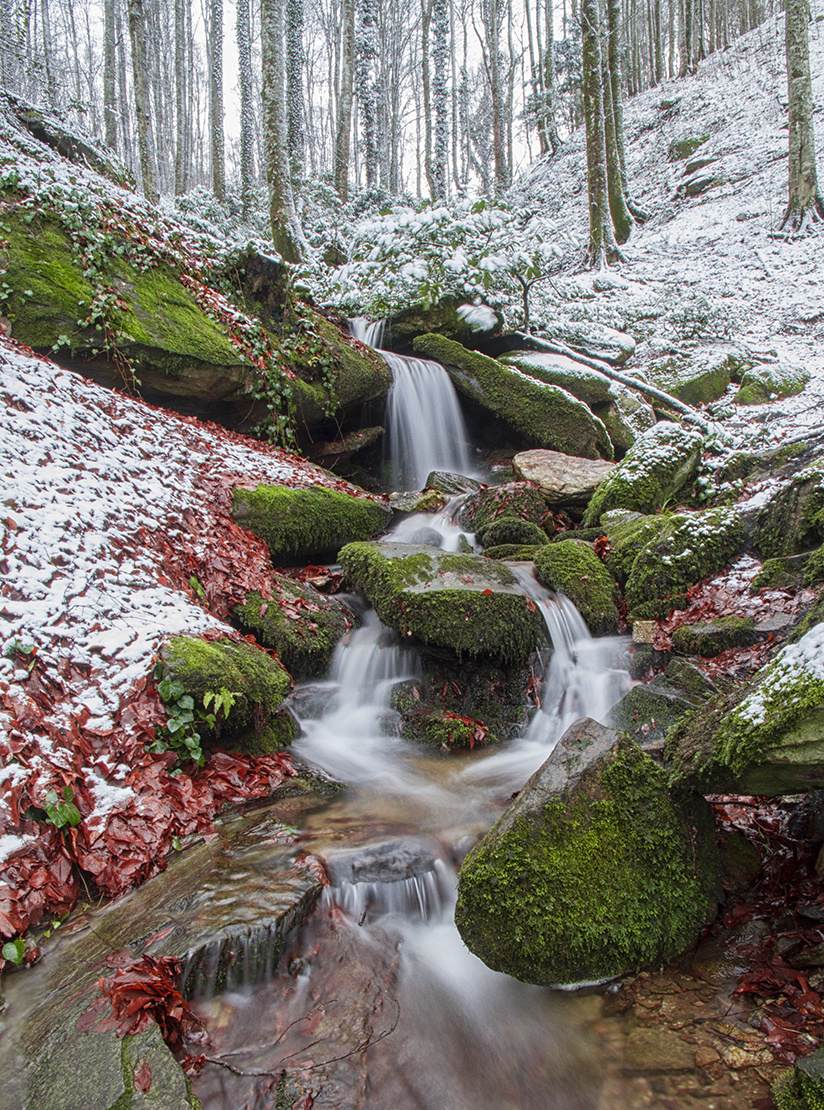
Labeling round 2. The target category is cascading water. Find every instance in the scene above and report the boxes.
[350,317,474,489]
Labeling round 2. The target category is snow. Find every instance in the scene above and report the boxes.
[737,622,824,729]
[456,303,498,332]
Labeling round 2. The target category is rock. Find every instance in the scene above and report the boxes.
[684,153,720,175]
[412,334,613,460]
[307,425,384,468]
[454,719,720,986]
[481,542,548,561]
[501,350,614,405]
[546,319,636,366]
[647,347,748,406]
[750,553,811,591]
[478,516,550,549]
[512,449,616,508]
[161,635,297,753]
[424,470,484,496]
[668,134,709,160]
[680,171,724,197]
[383,296,502,351]
[321,836,441,886]
[533,540,621,635]
[460,480,551,532]
[234,576,353,680]
[232,483,392,563]
[388,488,446,513]
[338,541,544,664]
[583,422,704,526]
[592,386,657,454]
[734,361,810,405]
[412,525,444,547]
[667,621,824,795]
[672,615,762,657]
[623,1027,697,1071]
[751,461,824,558]
[606,666,711,749]
[772,1046,824,1110]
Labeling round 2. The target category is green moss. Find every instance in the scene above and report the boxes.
[234,578,350,679]
[482,543,547,561]
[583,422,704,526]
[751,555,809,592]
[502,355,612,406]
[752,462,824,558]
[671,616,756,657]
[606,681,695,743]
[232,483,391,563]
[455,734,720,985]
[647,350,738,405]
[623,508,743,620]
[533,540,620,634]
[804,547,824,587]
[773,1051,824,1110]
[339,541,544,663]
[734,363,810,406]
[602,514,669,582]
[413,333,613,460]
[460,482,550,533]
[479,516,550,549]
[668,135,708,159]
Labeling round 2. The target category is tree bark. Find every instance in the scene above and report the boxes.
[334,0,355,200]
[581,0,620,266]
[286,0,304,179]
[209,0,225,199]
[779,0,824,233]
[103,0,118,149]
[128,0,158,202]
[237,0,255,215]
[432,0,449,198]
[261,0,307,261]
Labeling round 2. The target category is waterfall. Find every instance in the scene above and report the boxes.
[350,317,474,489]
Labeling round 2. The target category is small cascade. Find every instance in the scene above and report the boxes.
[328,858,454,925]
[349,316,474,489]
[387,493,474,551]
[180,924,284,999]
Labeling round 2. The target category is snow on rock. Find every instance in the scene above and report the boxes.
[0,339,378,944]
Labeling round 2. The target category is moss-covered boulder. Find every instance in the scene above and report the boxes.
[750,553,811,592]
[338,541,544,663]
[533,540,620,634]
[668,134,709,160]
[478,516,550,549]
[412,334,613,460]
[583,422,704,526]
[234,576,353,679]
[482,542,548,561]
[667,621,824,795]
[459,481,551,533]
[501,350,613,406]
[647,348,748,406]
[547,319,636,366]
[232,483,391,563]
[592,386,657,454]
[671,615,759,657]
[751,462,824,558]
[512,449,616,510]
[622,508,744,620]
[161,635,297,753]
[773,1047,824,1110]
[455,718,720,986]
[606,661,716,748]
[384,296,501,351]
[734,361,810,406]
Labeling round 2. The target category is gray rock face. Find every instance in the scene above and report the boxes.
[454,718,721,986]
[512,449,616,507]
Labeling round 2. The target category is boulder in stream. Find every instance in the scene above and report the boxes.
[412,334,613,460]
[455,718,720,986]
[512,449,616,510]
[338,541,544,664]
[533,540,621,635]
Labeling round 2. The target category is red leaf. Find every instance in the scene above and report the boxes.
[133,1061,152,1092]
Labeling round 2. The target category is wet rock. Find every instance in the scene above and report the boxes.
[413,334,614,460]
[389,488,446,513]
[512,449,616,509]
[338,541,544,664]
[606,675,702,750]
[478,516,550,549]
[773,1047,824,1108]
[672,616,760,657]
[232,482,392,563]
[323,837,441,885]
[533,540,621,635]
[460,480,551,532]
[667,620,824,795]
[717,829,762,891]
[412,525,445,547]
[307,425,385,468]
[583,422,704,526]
[455,719,720,986]
[624,1027,696,1071]
[424,470,484,496]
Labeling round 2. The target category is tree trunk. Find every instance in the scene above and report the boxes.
[421,0,435,196]
[209,0,225,199]
[128,0,158,202]
[103,0,118,149]
[581,0,620,266]
[261,0,307,261]
[237,0,255,215]
[334,0,355,200]
[780,0,824,233]
[602,22,633,243]
[356,0,379,187]
[286,0,304,179]
[432,0,449,198]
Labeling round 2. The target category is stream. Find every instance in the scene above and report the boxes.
[190,343,633,1108]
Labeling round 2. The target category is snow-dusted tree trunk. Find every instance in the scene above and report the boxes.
[780,0,824,233]
[431,0,449,198]
[209,0,225,199]
[128,0,158,202]
[581,0,619,266]
[601,26,632,243]
[334,0,355,199]
[41,0,57,107]
[174,0,187,195]
[237,0,255,215]
[356,0,379,187]
[483,0,510,190]
[286,0,304,178]
[420,0,435,195]
[103,0,118,149]
[261,0,307,261]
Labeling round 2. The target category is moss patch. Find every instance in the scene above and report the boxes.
[583,422,704,526]
[455,726,720,986]
[460,481,551,533]
[479,516,550,549]
[647,348,747,406]
[752,463,824,558]
[413,333,613,460]
[734,363,810,406]
[232,483,391,563]
[339,541,544,663]
[533,540,620,634]
[482,542,547,561]
[672,616,757,657]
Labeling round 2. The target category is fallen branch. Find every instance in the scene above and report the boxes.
[507,331,710,433]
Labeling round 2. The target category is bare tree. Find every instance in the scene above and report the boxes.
[779,0,824,234]
[127,0,158,202]
[580,0,619,266]
[209,0,225,199]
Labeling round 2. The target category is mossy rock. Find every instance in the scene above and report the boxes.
[583,422,704,526]
[459,481,551,533]
[388,488,446,514]
[773,1048,824,1110]
[750,554,810,592]
[672,616,758,657]
[234,577,352,680]
[300,306,393,415]
[478,516,550,549]
[482,543,547,561]
[668,135,708,160]
[667,621,824,795]
[623,508,744,620]
[602,513,671,582]
[592,386,657,455]
[232,483,392,563]
[606,663,713,747]
[501,350,613,406]
[533,540,620,635]
[455,719,720,986]
[751,462,824,558]
[647,348,746,406]
[546,319,636,366]
[424,470,484,496]
[161,635,296,753]
[338,541,544,664]
[412,334,613,460]
[384,296,501,351]
[734,362,810,406]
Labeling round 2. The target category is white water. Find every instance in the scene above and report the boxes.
[350,316,475,490]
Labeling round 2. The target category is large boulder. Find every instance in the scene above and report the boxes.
[547,319,636,366]
[533,540,621,635]
[338,541,544,664]
[646,347,748,405]
[383,296,502,351]
[734,360,809,405]
[455,719,720,986]
[591,385,657,454]
[583,422,704,525]
[750,461,824,558]
[512,449,616,510]
[412,334,613,460]
[501,350,613,406]
[667,621,824,795]
[459,481,551,533]
[232,483,392,564]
